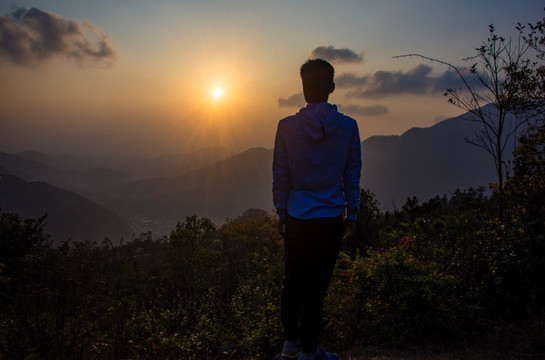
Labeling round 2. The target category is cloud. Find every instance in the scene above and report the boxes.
[341,64,467,98]
[336,73,369,87]
[0,7,116,67]
[338,103,388,116]
[310,45,364,64]
[278,93,305,108]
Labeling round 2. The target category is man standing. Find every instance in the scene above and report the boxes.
[273,59,362,360]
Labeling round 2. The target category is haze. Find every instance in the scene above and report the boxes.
[1,0,543,160]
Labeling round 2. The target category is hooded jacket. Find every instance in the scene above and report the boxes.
[273,102,361,221]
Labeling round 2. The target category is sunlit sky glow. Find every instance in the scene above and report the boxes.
[213,87,223,99]
[0,0,543,159]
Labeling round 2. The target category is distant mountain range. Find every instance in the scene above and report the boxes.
[0,174,133,245]
[361,114,514,208]
[100,147,273,234]
[0,109,517,240]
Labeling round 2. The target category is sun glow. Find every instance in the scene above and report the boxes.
[212,87,223,99]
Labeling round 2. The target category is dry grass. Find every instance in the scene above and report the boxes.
[338,341,544,360]
[335,319,545,360]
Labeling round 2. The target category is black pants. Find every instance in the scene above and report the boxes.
[281,215,343,354]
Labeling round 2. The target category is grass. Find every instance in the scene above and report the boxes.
[338,339,544,360]
[340,347,542,360]
[331,317,545,360]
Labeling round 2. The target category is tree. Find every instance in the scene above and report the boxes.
[396,19,545,219]
[351,189,382,253]
[164,215,218,305]
[506,115,545,236]
[520,11,545,116]
[496,115,545,314]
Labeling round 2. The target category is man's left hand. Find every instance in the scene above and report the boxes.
[277,219,286,236]
[343,219,356,240]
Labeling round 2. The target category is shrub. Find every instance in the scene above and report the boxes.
[324,245,460,348]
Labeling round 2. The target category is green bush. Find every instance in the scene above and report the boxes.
[324,244,460,348]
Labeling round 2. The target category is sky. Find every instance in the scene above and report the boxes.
[1,0,544,160]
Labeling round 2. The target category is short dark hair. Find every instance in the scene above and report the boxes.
[300,59,334,87]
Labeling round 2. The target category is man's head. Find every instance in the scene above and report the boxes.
[300,59,335,104]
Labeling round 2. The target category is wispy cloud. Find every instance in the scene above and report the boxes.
[278,93,305,108]
[0,7,116,67]
[339,64,466,98]
[338,103,388,116]
[310,45,364,64]
[336,73,369,87]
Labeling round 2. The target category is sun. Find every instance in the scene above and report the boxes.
[212,87,223,99]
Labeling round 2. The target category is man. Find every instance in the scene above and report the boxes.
[272,59,362,360]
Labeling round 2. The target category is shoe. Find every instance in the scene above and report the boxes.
[316,349,339,360]
[310,347,338,360]
[281,340,301,359]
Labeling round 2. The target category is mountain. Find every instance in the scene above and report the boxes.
[100,110,512,233]
[0,151,131,193]
[17,150,100,172]
[0,147,249,238]
[0,147,234,194]
[0,151,65,183]
[102,147,273,234]
[0,108,520,236]
[0,174,134,245]
[102,147,235,179]
[362,115,513,209]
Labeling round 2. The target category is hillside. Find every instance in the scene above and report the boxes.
[103,147,274,234]
[0,174,134,245]
[0,151,131,193]
[112,147,235,178]
[0,108,519,236]
[362,115,512,208]
[1,147,234,194]
[99,111,512,232]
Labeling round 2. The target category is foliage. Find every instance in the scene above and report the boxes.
[220,209,284,358]
[501,116,545,316]
[506,116,545,233]
[0,217,107,359]
[348,189,382,254]
[324,246,459,348]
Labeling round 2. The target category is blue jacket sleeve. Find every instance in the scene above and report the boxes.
[272,122,291,221]
[343,123,362,221]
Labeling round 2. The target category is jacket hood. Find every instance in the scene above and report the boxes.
[296,103,341,141]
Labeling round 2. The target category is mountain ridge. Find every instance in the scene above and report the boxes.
[0,110,516,237]
[0,174,134,245]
